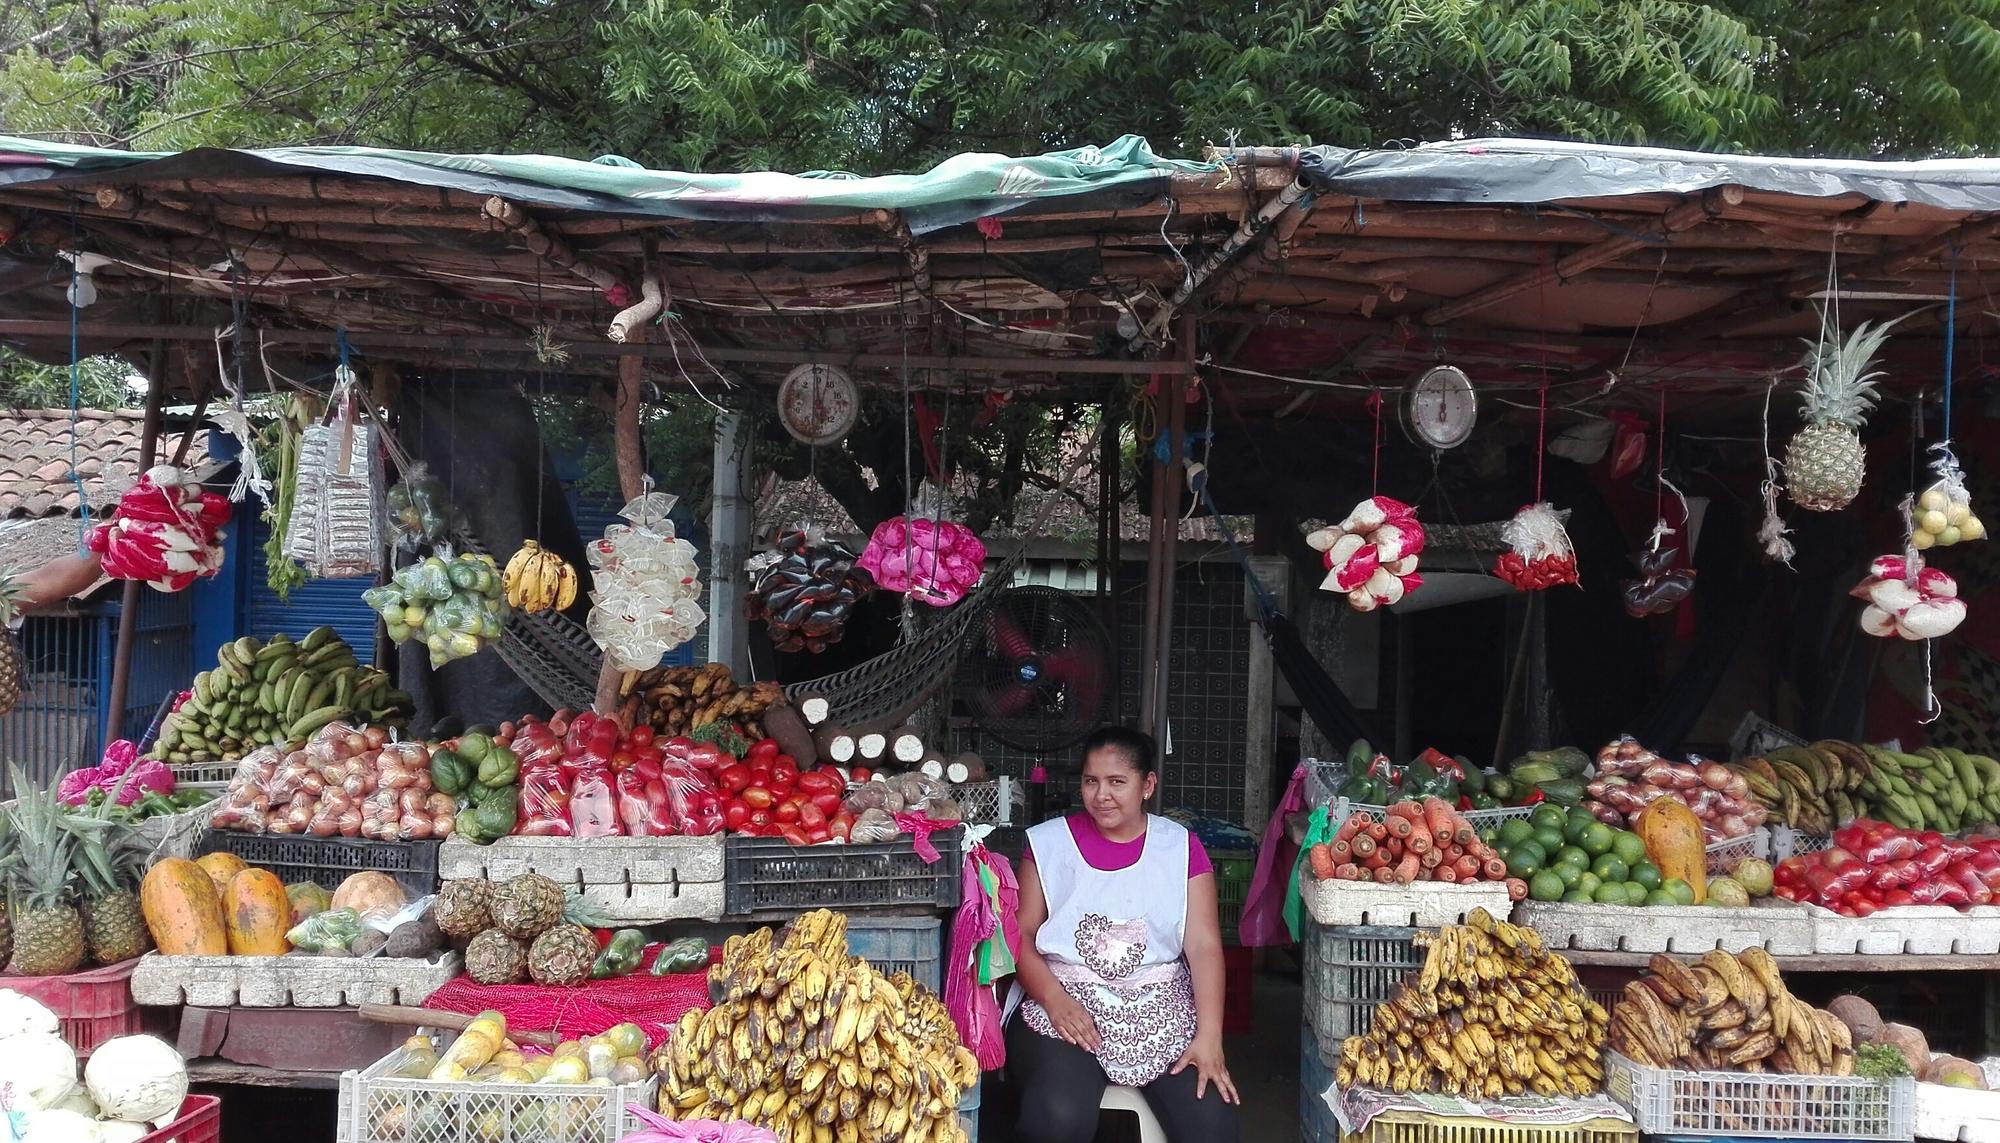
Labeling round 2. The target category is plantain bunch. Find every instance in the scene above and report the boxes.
[1610,948,1854,1076]
[622,662,783,741]
[656,909,980,1143]
[1336,908,1608,1098]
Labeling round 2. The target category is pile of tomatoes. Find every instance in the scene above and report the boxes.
[1775,819,2000,915]
[715,737,863,844]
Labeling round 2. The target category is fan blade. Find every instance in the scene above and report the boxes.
[977,679,1041,718]
[987,607,1036,664]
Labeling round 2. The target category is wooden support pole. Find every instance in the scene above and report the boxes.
[482,197,631,298]
[1422,186,1743,326]
[1138,317,1194,805]
[104,340,169,745]
[593,349,649,720]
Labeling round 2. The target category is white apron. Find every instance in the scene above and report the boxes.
[1017,814,1196,1085]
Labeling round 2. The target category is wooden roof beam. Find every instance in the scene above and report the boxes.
[482,196,632,300]
[1422,186,1743,326]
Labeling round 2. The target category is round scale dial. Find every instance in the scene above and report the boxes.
[1406,364,1478,450]
[776,363,859,446]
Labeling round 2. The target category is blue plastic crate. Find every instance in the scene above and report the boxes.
[960,1077,980,1143]
[844,914,944,996]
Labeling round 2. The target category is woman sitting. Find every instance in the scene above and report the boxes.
[1008,726,1239,1143]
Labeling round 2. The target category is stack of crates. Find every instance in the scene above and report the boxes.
[1301,921,1423,1068]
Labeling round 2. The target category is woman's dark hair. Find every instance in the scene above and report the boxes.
[1080,726,1157,776]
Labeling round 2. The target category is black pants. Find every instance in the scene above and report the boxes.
[1006,1018,1239,1143]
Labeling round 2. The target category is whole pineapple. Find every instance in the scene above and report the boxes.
[1784,314,1902,511]
[64,810,153,965]
[527,923,596,986]
[465,928,528,984]
[489,873,564,939]
[4,768,83,976]
[0,574,27,717]
[434,879,494,941]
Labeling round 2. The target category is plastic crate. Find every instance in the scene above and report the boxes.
[1302,923,1420,1057]
[200,829,442,897]
[960,1078,980,1143]
[134,795,222,862]
[338,1039,657,1143]
[1305,757,1348,808]
[1771,825,1834,861]
[1302,1023,1339,1143]
[1213,850,1255,944]
[1342,1110,1638,1143]
[1329,796,1538,831]
[844,915,943,995]
[1603,1051,1913,1140]
[139,1095,223,1143]
[723,829,963,916]
[1704,828,1770,876]
[956,777,1016,826]
[1,956,143,1058]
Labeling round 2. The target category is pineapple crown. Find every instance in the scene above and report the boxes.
[0,573,28,626]
[60,782,149,895]
[1798,310,1910,430]
[4,765,77,911]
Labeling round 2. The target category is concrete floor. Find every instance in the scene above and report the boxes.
[1228,959,1307,1142]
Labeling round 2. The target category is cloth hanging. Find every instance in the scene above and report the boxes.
[1238,763,1309,946]
[945,845,1018,1069]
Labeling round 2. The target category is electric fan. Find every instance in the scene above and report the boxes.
[957,585,1116,752]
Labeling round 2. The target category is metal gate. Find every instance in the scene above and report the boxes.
[0,613,105,795]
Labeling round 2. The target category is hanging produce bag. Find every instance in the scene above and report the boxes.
[585,487,706,671]
[1305,495,1423,612]
[1854,554,1967,640]
[363,551,508,667]
[856,486,987,606]
[1494,502,1579,590]
[283,369,383,578]
[744,526,872,653]
[384,461,459,551]
[88,464,231,591]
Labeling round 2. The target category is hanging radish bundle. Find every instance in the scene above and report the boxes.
[88,464,231,592]
[585,488,706,671]
[855,511,987,606]
[1494,502,1579,590]
[744,527,873,653]
[1306,495,1424,612]
[282,372,383,578]
[1853,554,1966,641]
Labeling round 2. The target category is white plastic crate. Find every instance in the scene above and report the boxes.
[1772,825,1835,861]
[437,834,723,924]
[1302,922,1420,1056]
[337,1041,656,1143]
[132,950,460,1008]
[1327,795,1539,830]
[1304,757,1347,808]
[1603,1051,1913,1140]
[1704,827,1770,876]
[1302,878,1514,928]
[1515,899,1816,955]
[955,776,1016,826]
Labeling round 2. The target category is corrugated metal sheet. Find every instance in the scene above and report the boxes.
[246,517,378,664]
[105,587,196,744]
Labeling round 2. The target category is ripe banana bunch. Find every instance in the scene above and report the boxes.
[503,540,577,614]
[1609,948,1853,1076]
[659,909,978,1143]
[1337,908,1607,1098]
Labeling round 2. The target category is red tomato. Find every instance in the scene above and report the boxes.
[748,808,772,831]
[799,802,827,830]
[687,743,721,770]
[810,792,842,816]
[829,815,853,843]
[723,801,751,831]
[771,763,799,792]
[624,725,654,748]
[796,770,837,795]
[741,787,775,810]
[610,750,637,772]
[748,755,772,775]
[749,738,780,760]
[849,767,872,783]
[775,800,801,824]
[780,825,811,846]
[717,765,751,793]
[806,825,832,844]
[774,754,798,771]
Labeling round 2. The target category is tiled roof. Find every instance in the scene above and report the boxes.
[0,409,207,519]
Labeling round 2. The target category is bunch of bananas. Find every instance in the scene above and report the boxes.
[1336,908,1607,1098]
[1610,949,1854,1076]
[502,540,578,614]
[655,909,979,1143]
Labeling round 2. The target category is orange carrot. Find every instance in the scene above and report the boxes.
[1335,862,1361,880]
[1386,815,1413,840]
[1422,798,1455,837]
[1310,846,1338,880]
[1328,838,1351,861]
[1435,865,1458,883]
[1407,830,1432,855]
[1364,849,1389,870]
[1453,821,1477,846]
[1366,822,1389,843]
[1386,801,1424,821]
[1344,811,1375,835]
[1351,834,1376,859]
[1444,844,1464,862]
[1454,854,1479,880]
[1372,866,1396,884]
[1483,856,1508,880]
[1419,847,1445,869]
[1394,852,1421,884]
[1506,877,1529,901]
[1431,829,1454,851]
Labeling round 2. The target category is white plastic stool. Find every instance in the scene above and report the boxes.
[1099,1084,1167,1143]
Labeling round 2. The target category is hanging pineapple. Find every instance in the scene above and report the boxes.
[0,574,27,717]
[1784,313,1904,511]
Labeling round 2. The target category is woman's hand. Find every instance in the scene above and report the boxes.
[1042,992,1100,1052]
[1171,1030,1239,1103]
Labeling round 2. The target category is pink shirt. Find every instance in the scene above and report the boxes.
[1021,813,1212,878]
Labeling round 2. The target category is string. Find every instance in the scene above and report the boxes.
[1944,249,1958,446]
[66,205,88,553]
[1369,387,1383,495]
[1654,386,1667,523]
[1534,378,1549,503]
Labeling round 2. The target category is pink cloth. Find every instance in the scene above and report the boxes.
[1020,814,1211,877]
[1239,763,1309,947]
[946,846,1017,1069]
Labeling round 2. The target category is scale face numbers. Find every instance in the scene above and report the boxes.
[1407,364,1477,449]
[777,363,859,446]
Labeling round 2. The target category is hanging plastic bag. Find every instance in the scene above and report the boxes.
[283,367,383,578]
[745,525,873,653]
[1494,502,1579,590]
[1242,764,1309,947]
[385,461,459,551]
[587,487,706,670]
[1282,804,1334,942]
[856,486,988,607]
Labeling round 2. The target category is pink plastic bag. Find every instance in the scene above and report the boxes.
[1239,763,1309,946]
[569,759,620,838]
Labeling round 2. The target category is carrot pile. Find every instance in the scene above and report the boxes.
[1308,797,1528,899]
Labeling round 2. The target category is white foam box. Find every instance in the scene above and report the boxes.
[1514,898,1816,955]
[1916,1081,2000,1143]
[437,833,724,923]
[1302,878,1515,928]
[1807,903,2000,956]
[130,950,460,1008]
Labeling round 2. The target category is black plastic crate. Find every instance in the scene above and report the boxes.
[723,829,964,916]
[197,830,442,897]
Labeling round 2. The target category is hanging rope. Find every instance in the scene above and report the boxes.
[66,206,88,552]
[1367,387,1384,495]
[1944,249,1959,446]
[1534,375,1549,504]
[1654,385,1668,523]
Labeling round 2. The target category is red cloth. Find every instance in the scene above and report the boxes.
[422,944,715,1050]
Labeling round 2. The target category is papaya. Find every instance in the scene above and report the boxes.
[224,869,292,955]
[141,857,229,955]
[195,851,249,900]
[1636,796,1707,904]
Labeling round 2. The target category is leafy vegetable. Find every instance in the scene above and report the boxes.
[1855,1043,1914,1079]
